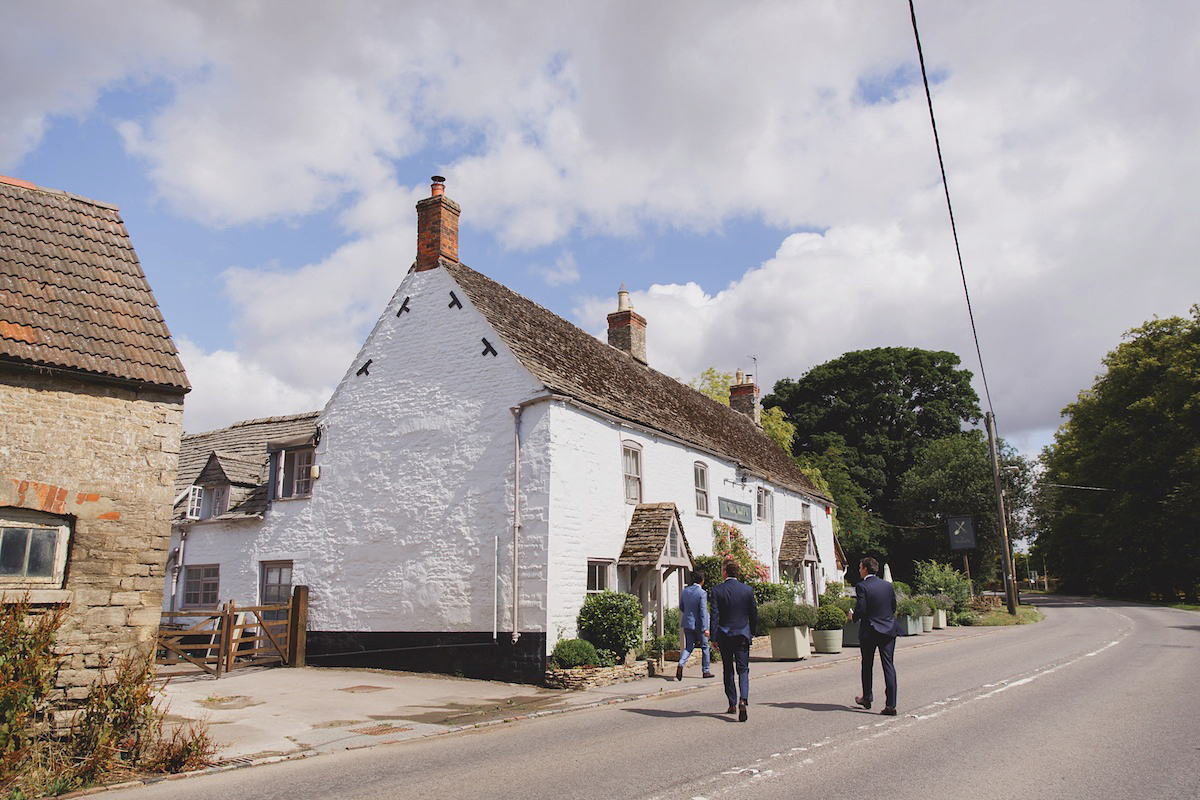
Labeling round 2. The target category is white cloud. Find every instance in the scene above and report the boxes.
[530,252,581,287]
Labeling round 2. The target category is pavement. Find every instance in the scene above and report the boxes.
[153,625,991,773]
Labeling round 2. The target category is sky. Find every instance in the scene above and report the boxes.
[5,1,1199,458]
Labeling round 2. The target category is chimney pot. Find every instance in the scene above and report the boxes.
[414,176,460,271]
[431,176,446,196]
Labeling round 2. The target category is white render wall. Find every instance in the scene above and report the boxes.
[544,399,839,644]
[166,266,554,639]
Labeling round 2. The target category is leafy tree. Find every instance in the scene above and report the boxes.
[765,347,982,521]
[797,445,885,564]
[688,367,796,453]
[1037,307,1200,601]
[894,431,1032,583]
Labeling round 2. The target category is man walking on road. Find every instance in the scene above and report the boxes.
[848,556,904,716]
[711,561,757,721]
[676,569,714,680]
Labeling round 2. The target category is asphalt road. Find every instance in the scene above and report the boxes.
[101,596,1200,799]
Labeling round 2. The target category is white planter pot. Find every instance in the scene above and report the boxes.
[920,615,934,632]
[898,615,923,635]
[768,625,811,660]
[812,629,842,653]
[933,609,947,629]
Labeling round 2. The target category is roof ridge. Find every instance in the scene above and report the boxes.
[183,411,321,438]
[0,175,121,211]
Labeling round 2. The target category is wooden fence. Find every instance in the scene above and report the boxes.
[156,585,308,677]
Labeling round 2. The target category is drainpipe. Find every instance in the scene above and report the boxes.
[170,528,188,613]
[510,406,523,644]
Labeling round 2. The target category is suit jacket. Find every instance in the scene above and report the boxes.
[679,583,710,632]
[854,574,904,638]
[711,577,757,643]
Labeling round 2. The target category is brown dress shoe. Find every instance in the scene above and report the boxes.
[854,696,872,710]
[738,701,748,722]
[881,707,897,716]
[725,706,737,714]
[702,672,715,678]
[675,665,683,681]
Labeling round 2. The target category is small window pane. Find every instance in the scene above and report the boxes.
[1,529,29,575]
[27,529,57,577]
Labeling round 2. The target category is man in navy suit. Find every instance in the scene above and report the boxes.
[848,556,903,716]
[676,569,714,680]
[711,561,758,721]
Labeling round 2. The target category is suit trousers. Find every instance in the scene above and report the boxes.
[859,627,898,709]
[679,628,710,672]
[717,634,750,707]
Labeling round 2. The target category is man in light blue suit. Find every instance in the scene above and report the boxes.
[676,569,714,681]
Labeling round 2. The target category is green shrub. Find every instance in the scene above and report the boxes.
[759,601,817,630]
[750,581,793,607]
[892,580,911,598]
[913,560,972,612]
[577,591,642,659]
[646,633,677,656]
[954,611,978,626]
[551,638,598,669]
[815,604,848,631]
[895,598,923,618]
[910,595,935,617]
[932,593,954,611]
[594,648,617,668]
[820,580,846,604]
[663,607,681,639]
[691,555,724,583]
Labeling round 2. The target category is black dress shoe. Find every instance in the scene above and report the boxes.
[738,701,748,722]
[725,705,737,714]
[881,707,897,716]
[676,665,683,681]
[854,696,871,710]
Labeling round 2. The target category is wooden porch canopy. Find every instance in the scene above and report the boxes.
[779,520,821,605]
[618,503,694,640]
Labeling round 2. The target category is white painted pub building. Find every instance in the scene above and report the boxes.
[165,178,840,682]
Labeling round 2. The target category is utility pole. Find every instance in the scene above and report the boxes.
[986,412,1018,615]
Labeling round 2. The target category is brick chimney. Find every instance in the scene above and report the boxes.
[414,175,460,271]
[729,369,761,426]
[607,285,648,365]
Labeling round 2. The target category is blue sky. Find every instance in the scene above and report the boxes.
[6,1,1200,459]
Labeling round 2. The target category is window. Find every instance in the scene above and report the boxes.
[622,442,642,504]
[260,561,293,606]
[206,485,229,519]
[183,565,220,609]
[694,462,709,515]
[279,448,315,499]
[587,561,611,593]
[186,486,203,520]
[757,487,773,520]
[802,502,812,522]
[668,528,681,559]
[0,509,70,588]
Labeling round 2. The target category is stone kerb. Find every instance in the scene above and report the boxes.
[544,660,650,690]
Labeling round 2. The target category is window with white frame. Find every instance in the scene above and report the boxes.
[694,462,709,515]
[260,561,293,622]
[0,509,71,588]
[587,560,612,593]
[757,487,773,520]
[183,564,220,608]
[622,442,642,504]
[206,485,229,519]
[278,448,315,499]
[668,528,681,559]
[186,486,203,520]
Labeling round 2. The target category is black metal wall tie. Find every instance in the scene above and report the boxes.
[481,338,497,357]
[448,291,462,309]
[396,296,411,317]
[356,359,373,376]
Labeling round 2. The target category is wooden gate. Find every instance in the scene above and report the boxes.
[156,586,308,677]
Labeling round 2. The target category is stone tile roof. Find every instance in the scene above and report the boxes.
[174,412,318,520]
[0,176,188,391]
[618,502,694,567]
[445,261,829,502]
[778,520,816,565]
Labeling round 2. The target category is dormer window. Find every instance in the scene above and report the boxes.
[186,486,203,520]
[278,448,314,499]
[185,484,231,520]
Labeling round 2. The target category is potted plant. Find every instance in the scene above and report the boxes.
[931,594,953,629]
[912,595,936,632]
[812,604,847,653]
[895,598,924,635]
[759,601,817,660]
[833,596,859,647]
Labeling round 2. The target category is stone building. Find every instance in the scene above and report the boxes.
[166,177,839,683]
[0,175,189,703]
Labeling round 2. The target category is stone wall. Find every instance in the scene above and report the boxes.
[0,366,183,703]
[544,660,650,690]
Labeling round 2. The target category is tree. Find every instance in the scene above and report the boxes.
[1037,307,1200,601]
[894,431,1032,584]
[765,348,982,522]
[687,367,796,453]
